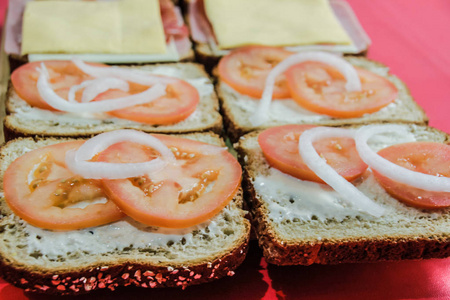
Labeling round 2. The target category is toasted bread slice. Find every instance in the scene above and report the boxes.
[4,63,222,141]
[218,57,428,142]
[0,132,251,295]
[235,123,450,265]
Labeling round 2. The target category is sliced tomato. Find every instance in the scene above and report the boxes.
[11,61,199,125]
[10,60,103,110]
[285,61,398,118]
[97,135,242,228]
[3,141,125,230]
[218,46,293,99]
[373,142,450,209]
[101,77,200,125]
[258,125,367,183]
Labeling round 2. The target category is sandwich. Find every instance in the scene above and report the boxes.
[235,123,450,265]
[186,0,371,71]
[4,60,222,140]
[5,0,193,70]
[215,46,428,141]
[0,130,251,295]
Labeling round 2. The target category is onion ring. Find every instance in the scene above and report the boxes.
[72,58,176,86]
[68,77,130,103]
[250,51,362,126]
[65,130,175,179]
[37,63,166,113]
[299,127,384,217]
[355,125,450,192]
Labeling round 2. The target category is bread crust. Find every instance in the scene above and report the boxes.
[0,236,249,295]
[193,43,222,75]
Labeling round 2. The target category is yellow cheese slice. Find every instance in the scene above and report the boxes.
[204,0,352,50]
[21,0,167,55]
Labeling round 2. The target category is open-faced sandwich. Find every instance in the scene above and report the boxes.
[215,46,428,141]
[187,0,371,71]
[236,123,450,265]
[4,59,222,140]
[0,130,251,295]
[5,0,192,70]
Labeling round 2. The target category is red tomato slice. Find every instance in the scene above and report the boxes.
[218,46,293,99]
[11,60,99,110]
[11,61,200,125]
[100,77,200,125]
[258,125,367,183]
[3,141,125,230]
[97,135,242,228]
[285,61,398,118]
[373,142,450,209]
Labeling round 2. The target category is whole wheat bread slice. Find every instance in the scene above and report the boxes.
[218,57,428,142]
[0,132,251,295]
[235,123,450,266]
[4,63,222,141]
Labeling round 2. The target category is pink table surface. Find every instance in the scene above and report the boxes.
[351,0,450,134]
[0,1,450,299]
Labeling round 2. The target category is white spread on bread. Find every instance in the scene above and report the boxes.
[222,82,328,121]
[255,168,360,222]
[17,205,240,259]
[223,82,400,126]
[253,129,418,222]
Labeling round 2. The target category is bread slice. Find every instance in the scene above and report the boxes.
[218,57,428,142]
[235,123,450,266]
[0,132,251,295]
[4,63,222,141]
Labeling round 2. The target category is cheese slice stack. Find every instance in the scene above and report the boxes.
[204,0,353,50]
[21,0,167,55]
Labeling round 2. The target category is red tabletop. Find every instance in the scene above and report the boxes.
[351,0,450,134]
[0,1,450,299]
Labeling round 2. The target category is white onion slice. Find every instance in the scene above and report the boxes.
[250,51,362,126]
[355,125,450,192]
[299,127,384,217]
[66,130,175,179]
[72,58,176,85]
[37,63,166,113]
[68,77,130,103]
